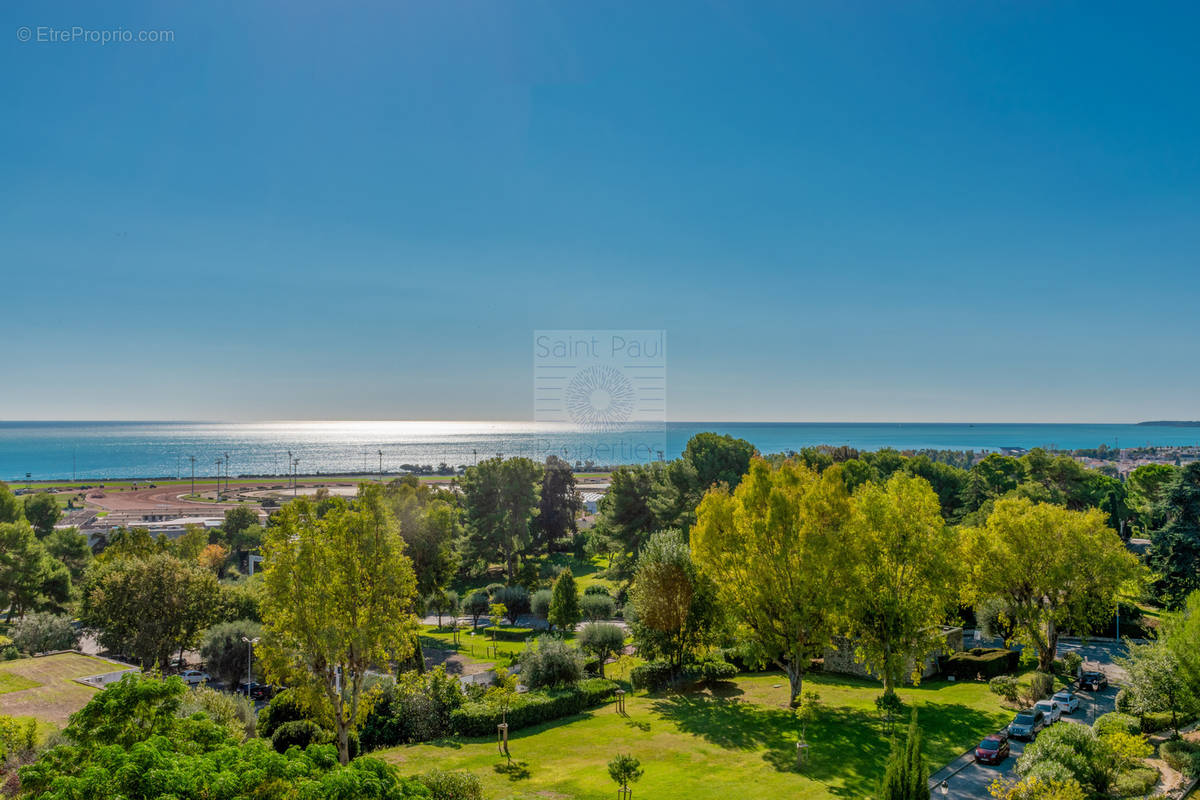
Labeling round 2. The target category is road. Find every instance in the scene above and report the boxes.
[931,639,1127,800]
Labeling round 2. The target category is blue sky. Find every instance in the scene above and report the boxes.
[2,1,1198,422]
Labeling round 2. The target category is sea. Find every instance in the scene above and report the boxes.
[2,421,1199,482]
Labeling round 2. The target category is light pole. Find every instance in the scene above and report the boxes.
[293,458,300,496]
[241,635,260,689]
[224,452,230,496]
[378,449,384,483]
[286,450,292,486]
[215,458,223,500]
[190,456,195,496]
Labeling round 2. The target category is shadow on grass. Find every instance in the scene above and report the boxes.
[651,694,1004,796]
[494,759,532,780]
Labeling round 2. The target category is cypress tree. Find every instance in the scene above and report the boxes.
[878,708,926,800]
[548,567,581,632]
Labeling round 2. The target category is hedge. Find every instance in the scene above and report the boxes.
[1160,739,1200,776]
[480,626,534,643]
[1093,712,1140,738]
[450,678,617,737]
[941,648,1019,680]
[1141,711,1198,734]
[630,661,673,693]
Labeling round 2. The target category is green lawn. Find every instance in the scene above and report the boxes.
[381,671,1011,800]
[0,653,133,728]
[0,671,39,695]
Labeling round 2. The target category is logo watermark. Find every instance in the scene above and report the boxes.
[533,330,666,466]
[16,26,175,44]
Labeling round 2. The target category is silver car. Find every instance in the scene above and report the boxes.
[1034,699,1062,724]
[1052,690,1079,714]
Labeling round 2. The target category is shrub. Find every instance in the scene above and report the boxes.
[942,648,1019,680]
[9,612,78,654]
[519,636,584,689]
[1112,767,1159,797]
[1160,739,1199,774]
[481,626,534,643]
[584,584,611,596]
[548,568,581,631]
[1141,711,1197,734]
[449,678,617,737]
[485,583,505,597]
[271,719,326,752]
[579,593,616,621]
[360,667,465,749]
[531,589,553,620]
[688,658,738,685]
[492,586,530,623]
[464,591,490,627]
[577,623,626,678]
[990,675,1020,702]
[419,769,484,800]
[1115,688,1134,714]
[1060,651,1083,678]
[630,661,673,692]
[1028,671,1054,701]
[256,689,308,738]
[1093,713,1140,738]
[179,685,257,742]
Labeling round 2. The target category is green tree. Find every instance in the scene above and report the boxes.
[1116,639,1193,735]
[10,611,79,653]
[258,483,419,765]
[22,493,61,538]
[903,455,969,522]
[683,432,756,490]
[692,459,854,705]
[965,498,1141,671]
[460,457,542,581]
[1126,463,1177,533]
[846,473,962,692]
[385,477,463,598]
[222,505,258,539]
[608,753,644,797]
[0,521,71,621]
[548,566,580,632]
[535,455,582,554]
[425,588,460,628]
[1149,462,1200,607]
[200,619,263,688]
[79,552,219,668]
[42,527,92,583]
[879,709,928,800]
[0,481,22,524]
[578,622,625,678]
[595,464,660,561]
[1162,590,1200,710]
[628,529,718,671]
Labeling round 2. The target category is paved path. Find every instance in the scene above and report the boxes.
[929,639,1125,800]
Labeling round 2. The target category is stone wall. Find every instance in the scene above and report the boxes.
[821,626,964,683]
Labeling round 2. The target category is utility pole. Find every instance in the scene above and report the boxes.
[293,458,300,496]
[224,452,230,496]
[378,449,384,483]
[215,458,223,500]
[287,450,293,489]
[190,456,195,495]
[73,446,77,481]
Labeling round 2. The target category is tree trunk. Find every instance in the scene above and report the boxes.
[335,719,350,765]
[1038,620,1058,672]
[783,659,805,707]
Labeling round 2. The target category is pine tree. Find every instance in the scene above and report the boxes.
[548,567,581,632]
[878,709,926,800]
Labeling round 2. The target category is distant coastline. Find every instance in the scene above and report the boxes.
[1138,421,1200,427]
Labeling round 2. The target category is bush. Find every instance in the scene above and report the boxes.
[9,612,78,654]
[942,648,1019,680]
[1141,711,1197,734]
[1093,712,1140,738]
[519,636,584,689]
[1060,651,1083,678]
[359,667,465,750]
[990,675,1020,702]
[1115,688,1134,714]
[481,625,534,643]
[492,586,530,622]
[1113,767,1160,797]
[688,658,738,685]
[579,593,616,621]
[271,719,326,752]
[630,661,673,693]
[179,685,257,741]
[531,589,553,620]
[1028,671,1054,701]
[485,583,505,597]
[449,678,617,737]
[419,769,484,800]
[256,689,308,738]
[1160,739,1198,774]
[464,591,490,626]
[584,585,611,596]
[577,623,626,677]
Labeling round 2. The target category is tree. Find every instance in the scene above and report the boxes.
[1149,462,1200,607]
[1162,590,1200,709]
[535,455,582,554]
[879,710,928,800]
[1014,722,1122,795]
[0,521,71,621]
[385,478,463,598]
[1126,464,1177,533]
[578,622,625,678]
[258,483,419,765]
[903,455,969,523]
[464,590,489,629]
[10,611,79,653]
[79,553,219,668]
[683,432,756,490]
[628,529,718,671]
[42,527,92,582]
[200,619,263,688]
[692,459,854,705]
[965,498,1140,671]
[548,566,580,632]
[989,777,1087,800]
[580,592,616,621]
[1117,639,1193,735]
[595,464,660,561]
[518,636,584,688]
[608,753,644,798]
[223,505,258,539]
[23,493,61,538]
[425,589,460,628]
[0,481,22,524]
[531,588,552,620]
[846,473,962,692]
[460,457,542,582]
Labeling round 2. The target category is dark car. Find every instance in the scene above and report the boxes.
[975,734,1010,765]
[1079,670,1108,691]
[236,681,275,700]
[1008,709,1046,740]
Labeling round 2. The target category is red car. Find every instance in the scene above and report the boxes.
[975,735,1010,765]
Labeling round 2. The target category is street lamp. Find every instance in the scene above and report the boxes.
[241,636,260,689]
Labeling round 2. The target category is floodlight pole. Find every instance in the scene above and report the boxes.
[190,456,195,495]
[241,636,260,687]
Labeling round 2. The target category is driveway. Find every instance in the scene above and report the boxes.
[930,639,1125,800]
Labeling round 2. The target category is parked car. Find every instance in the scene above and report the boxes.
[1079,670,1108,691]
[178,670,210,686]
[236,681,279,701]
[974,734,1010,765]
[1052,690,1080,714]
[1034,699,1062,724]
[1008,709,1046,740]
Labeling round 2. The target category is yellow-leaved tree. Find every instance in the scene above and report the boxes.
[258,482,418,764]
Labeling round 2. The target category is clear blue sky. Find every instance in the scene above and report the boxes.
[3,1,1198,422]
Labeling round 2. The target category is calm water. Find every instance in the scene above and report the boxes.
[2,421,1198,481]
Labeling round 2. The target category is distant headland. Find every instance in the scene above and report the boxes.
[1138,421,1200,427]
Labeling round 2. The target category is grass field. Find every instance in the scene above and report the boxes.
[382,671,1011,800]
[0,653,133,728]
